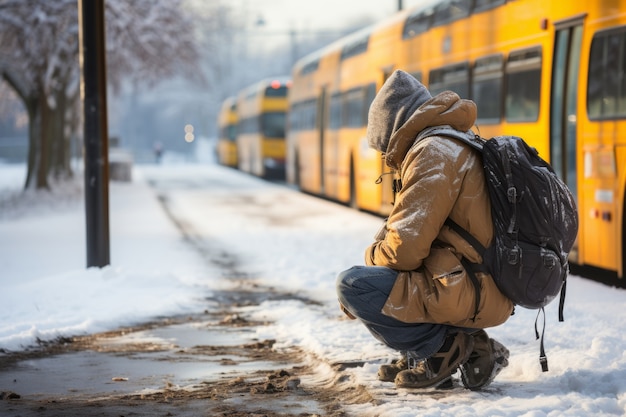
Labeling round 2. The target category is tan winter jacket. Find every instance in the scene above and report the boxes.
[365,71,513,329]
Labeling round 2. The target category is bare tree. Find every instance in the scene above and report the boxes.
[105,0,204,93]
[0,0,78,189]
[0,0,204,189]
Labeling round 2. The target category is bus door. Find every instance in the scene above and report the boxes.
[550,17,584,263]
[318,87,327,193]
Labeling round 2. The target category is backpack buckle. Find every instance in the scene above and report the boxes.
[507,186,517,203]
[507,246,520,265]
[543,254,556,269]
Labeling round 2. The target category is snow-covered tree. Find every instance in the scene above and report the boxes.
[105,0,204,92]
[0,0,78,189]
[0,0,204,189]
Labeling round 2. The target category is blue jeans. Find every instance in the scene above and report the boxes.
[336,265,451,359]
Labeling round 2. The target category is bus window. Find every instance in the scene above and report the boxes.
[473,0,506,13]
[227,125,236,141]
[403,7,433,39]
[505,48,541,122]
[433,0,471,27]
[428,62,470,98]
[306,99,317,130]
[291,99,316,131]
[409,71,423,83]
[473,55,503,124]
[265,85,288,97]
[329,92,342,130]
[343,87,367,128]
[301,59,320,76]
[289,102,299,132]
[340,35,369,61]
[365,83,376,111]
[588,27,626,119]
[261,112,286,138]
[239,116,258,135]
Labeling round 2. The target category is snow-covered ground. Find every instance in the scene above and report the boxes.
[1,159,625,416]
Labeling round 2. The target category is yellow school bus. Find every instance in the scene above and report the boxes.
[287,0,626,286]
[216,96,238,167]
[236,78,290,179]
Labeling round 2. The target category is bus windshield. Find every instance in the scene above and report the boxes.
[262,112,286,138]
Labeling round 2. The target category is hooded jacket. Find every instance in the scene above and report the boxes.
[365,70,513,328]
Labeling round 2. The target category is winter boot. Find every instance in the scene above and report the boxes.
[379,354,454,389]
[394,332,473,389]
[378,354,408,382]
[460,330,509,390]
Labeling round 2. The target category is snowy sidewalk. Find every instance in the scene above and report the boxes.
[1,162,626,416]
[0,164,217,352]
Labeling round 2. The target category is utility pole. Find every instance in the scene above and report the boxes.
[78,0,110,267]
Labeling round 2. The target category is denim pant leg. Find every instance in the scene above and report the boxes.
[336,265,449,359]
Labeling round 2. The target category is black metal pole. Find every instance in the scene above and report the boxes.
[398,0,403,11]
[78,0,110,267]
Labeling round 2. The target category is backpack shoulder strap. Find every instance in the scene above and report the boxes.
[444,218,487,257]
[444,218,490,323]
[416,126,486,152]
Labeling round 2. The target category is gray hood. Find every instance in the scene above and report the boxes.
[366,69,477,170]
[366,70,432,154]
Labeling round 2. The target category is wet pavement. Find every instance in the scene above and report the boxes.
[0,284,344,416]
[0,168,376,416]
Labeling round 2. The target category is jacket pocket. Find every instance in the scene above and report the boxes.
[423,247,475,323]
[423,247,465,286]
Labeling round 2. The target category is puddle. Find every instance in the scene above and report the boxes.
[223,395,325,415]
[0,324,285,399]
[0,288,333,415]
[104,321,258,350]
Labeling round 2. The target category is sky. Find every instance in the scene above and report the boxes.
[239,0,425,31]
[1,145,625,416]
[228,0,428,52]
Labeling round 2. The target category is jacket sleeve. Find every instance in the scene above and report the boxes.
[365,137,473,270]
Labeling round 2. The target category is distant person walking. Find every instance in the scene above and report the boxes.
[154,142,163,164]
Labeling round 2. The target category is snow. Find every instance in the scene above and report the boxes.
[1,159,626,416]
